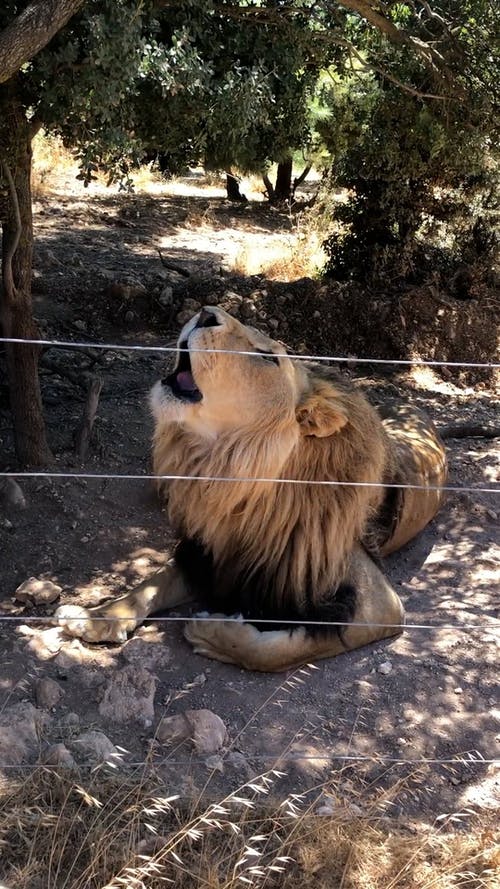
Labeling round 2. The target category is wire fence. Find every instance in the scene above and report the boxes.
[1,335,500,368]
[1,469,498,495]
[0,752,498,772]
[1,334,498,781]
[2,614,499,631]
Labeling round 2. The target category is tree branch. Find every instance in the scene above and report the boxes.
[336,0,456,88]
[0,158,22,298]
[0,0,86,85]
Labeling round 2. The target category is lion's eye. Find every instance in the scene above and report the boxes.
[255,349,280,366]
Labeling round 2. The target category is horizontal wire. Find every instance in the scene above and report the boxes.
[0,753,497,772]
[1,470,498,494]
[3,614,499,631]
[1,335,499,369]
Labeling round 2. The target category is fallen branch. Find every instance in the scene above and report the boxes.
[157,249,191,278]
[75,376,103,461]
[440,423,500,440]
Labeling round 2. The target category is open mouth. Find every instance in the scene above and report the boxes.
[162,341,202,403]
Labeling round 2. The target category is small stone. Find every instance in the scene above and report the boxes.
[124,310,135,324]
[15,577,62,606]
[205,754,224,773]
[450,776,460,786]
[0,703,50,765]
[73,319,87,332]
[158,285,173,307]
[176,309,194,326]
[39,743,78,770]
[378,661,393,675]
[454,687,463,694]
[157,709,228,754]
[59,712,80,731]
[225,751,251,776]
[99,665,157,726]
[71,730,123,766]
[80,536,89,543]
[268,317,279,330]
[182,298,202,313]
[35,677,63,709]
[24,626,66,659]
[0,477,26,509]
[121,634,171,670]
[240,298,256,319]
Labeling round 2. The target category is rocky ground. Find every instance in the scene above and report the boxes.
[0,168,498,821]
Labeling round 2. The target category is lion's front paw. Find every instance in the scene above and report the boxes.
[184,617,259,665]
[55,604,134,644]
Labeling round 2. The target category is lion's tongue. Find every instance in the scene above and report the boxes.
[176,370,197,392]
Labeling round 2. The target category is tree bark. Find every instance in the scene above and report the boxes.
[0,0,86,84]
[225,171,247,202]
[273,158,293,202]
[0,85,52,466]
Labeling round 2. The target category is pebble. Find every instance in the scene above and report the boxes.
[35,677,64,709]
[158,285,173,307]
[15,577,62,606]
[378,661,393,675]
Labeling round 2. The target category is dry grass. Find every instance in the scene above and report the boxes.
[0,765,497,889]
[31,132,81,198]
[231,217,326,281]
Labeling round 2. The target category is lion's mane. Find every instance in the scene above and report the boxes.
[152,367,388,623]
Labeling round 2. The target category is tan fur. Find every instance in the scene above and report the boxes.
[57,307,447,671]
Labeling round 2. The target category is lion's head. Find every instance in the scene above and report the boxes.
[150,306,344,439]
[150,307,387,612]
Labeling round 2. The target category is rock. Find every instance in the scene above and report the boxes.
[157,709,228,754]
[124,310,135,324]
[225,751,252,776]
[73,319,87,332]
[378,661,393,675]
[107,280,147,302]
[136,835,169,856]
[54,638,115,669]
[59,712,80,733]
[176,309,194,326]
[121,634,171,670]
[205,754,224,773]
[182,298,202,313]
[98,665,157,727]
[268,317,279,330]
[39,743,78,770]
[316,801,363,819]
[35,677,63,709]
[240,298,256,319]
[0,703,50,765]
[24,626,67,660]
[71,730,123,766]
[158,285,173,307]
[224,290,242,304]
[0,478,26,509]
[15,577,62,606]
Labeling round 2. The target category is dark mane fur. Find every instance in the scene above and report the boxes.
[174,536,357,639]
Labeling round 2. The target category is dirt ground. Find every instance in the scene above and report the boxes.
[0,168,498,822]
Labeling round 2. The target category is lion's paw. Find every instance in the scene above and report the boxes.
[55,604,133,644]
[184,617,259,665]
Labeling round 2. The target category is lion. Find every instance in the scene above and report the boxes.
[57,306,447,671]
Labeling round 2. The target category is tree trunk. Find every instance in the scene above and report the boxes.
[225,171,247,202]
[0,85,52,466]
[274,158,293,202]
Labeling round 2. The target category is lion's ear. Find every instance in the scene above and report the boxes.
[296,393,348,438]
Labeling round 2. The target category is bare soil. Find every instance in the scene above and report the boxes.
[0,171,498,822]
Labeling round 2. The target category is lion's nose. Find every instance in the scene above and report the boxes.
[196,307,221,329]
